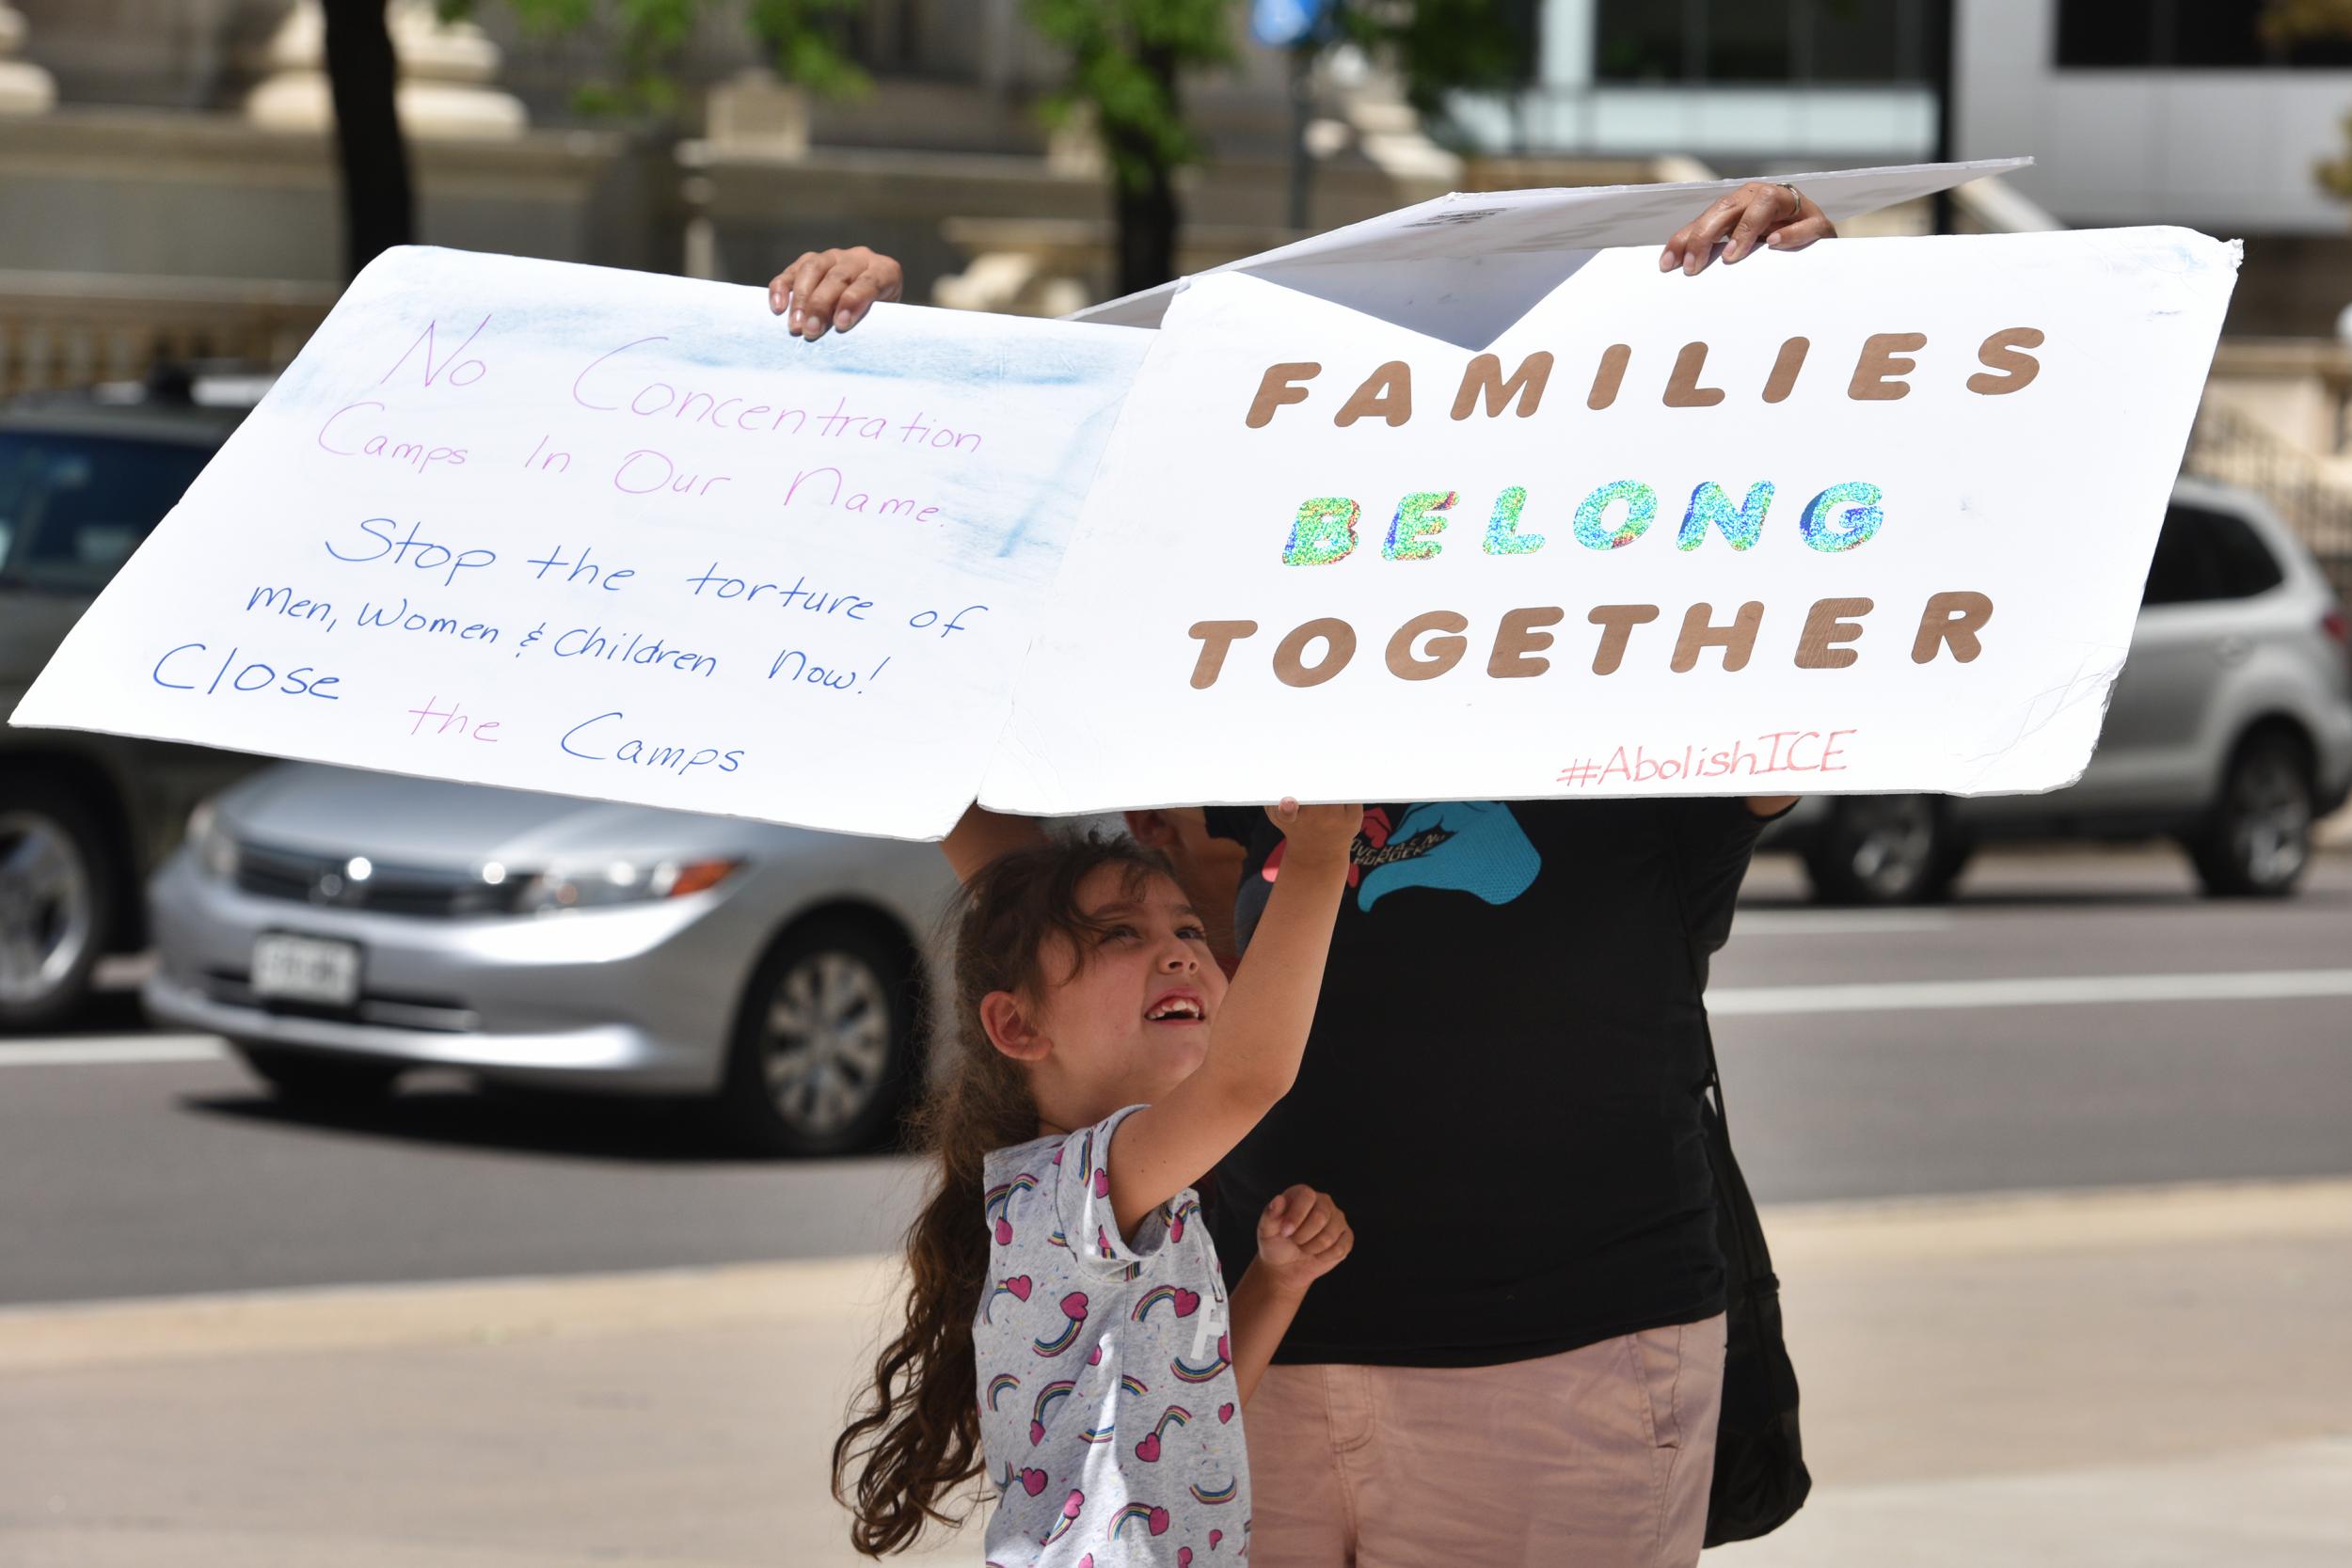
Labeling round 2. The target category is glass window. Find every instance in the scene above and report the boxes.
[1809,0,1915,81]
[0,433,211,594]
[1597,0,1923,83]
[1706,0,1793,81]
[2141,503,2287,606]
[2058,0,2352,70]
[2055,0,2160,67]
[1597,0,1692,81]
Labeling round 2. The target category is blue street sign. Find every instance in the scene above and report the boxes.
[1252,0,1333,49]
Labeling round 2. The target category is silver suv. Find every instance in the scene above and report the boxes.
[1767,478,2352,903]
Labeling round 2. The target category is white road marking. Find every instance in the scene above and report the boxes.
[1710,968,2352,1016]
[1733,910,1959,936]
[9,967,2352,1061]
[0,1036,228,1067]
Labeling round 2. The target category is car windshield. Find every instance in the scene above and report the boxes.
[0,431,213,594]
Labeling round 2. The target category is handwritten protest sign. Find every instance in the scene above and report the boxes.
[9,247,1151,839]
[981,228,2239,814]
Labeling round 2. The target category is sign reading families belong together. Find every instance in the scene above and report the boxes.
[984,228,2240,815]
[13,194,2239,839]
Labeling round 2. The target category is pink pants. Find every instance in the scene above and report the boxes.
[1243,1313,1726,1568]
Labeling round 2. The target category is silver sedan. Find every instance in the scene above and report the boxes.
[143,763,958,1155]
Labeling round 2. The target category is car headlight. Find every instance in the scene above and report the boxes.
[185,800,240,881]
[509,857,740,914]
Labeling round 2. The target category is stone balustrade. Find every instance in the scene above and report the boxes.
[0,269,335,400]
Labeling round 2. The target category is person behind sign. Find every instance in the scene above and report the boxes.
[788,182,1831,1568]
[831,804,1361,1565]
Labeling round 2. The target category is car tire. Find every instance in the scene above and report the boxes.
[0,779,120,1034]
[1803,795,1969,906]
[2188,732,2313,898]
[231,1041,404,1105]
[718,918,919,1158]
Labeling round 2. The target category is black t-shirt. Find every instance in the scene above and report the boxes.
[1201,798,1769,1369]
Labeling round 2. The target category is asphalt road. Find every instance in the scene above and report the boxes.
[4,845,2347,1307]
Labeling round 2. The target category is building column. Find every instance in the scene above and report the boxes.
[0,4,57,116]
[246,0,526,139]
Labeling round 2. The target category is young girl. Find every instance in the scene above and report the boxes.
[834,806,1362,1564]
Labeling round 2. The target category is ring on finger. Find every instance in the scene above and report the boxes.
[1778,180,1803,210]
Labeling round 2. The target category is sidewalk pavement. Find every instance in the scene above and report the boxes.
[4,1179,2347,1567]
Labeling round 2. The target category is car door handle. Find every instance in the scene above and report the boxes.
[2213,636,2253,664]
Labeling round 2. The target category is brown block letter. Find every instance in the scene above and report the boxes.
[1796,597,1873,668]
[1674,601,1765,673]
[1274,618,1359,687]
[1488,607,1566,678]
[1335,361,1413,428]
[1387,610,1470,679]
[1247,363,1320,429]
[1967,328,2044,395]
[1453,352,1554,420]
[1187,620,1259,689]
[1664,342,1726,407]
[1912,592,1993,664]
[1587,604,1661,674]
[1849,332,1928,401]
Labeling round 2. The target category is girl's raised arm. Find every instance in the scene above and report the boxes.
[1106,801,1359,1235]
[940,801,1047,883]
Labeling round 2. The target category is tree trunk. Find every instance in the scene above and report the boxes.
[1110,42,1182,297]
[321,0,414,280]
[1113,152,1181,297]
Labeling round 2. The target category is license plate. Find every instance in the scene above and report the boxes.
[250,932,362,1007]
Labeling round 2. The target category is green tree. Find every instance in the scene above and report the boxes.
[2261,0,2352,198]
[456,0,868,114]
[1024,1,1539,298]
[323,1,868,278]
[1344,0,1536,120]
[1024,0,1235,300]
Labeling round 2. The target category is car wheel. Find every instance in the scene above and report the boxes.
[0,781,119,1034]
[1803,795,1968,906]
[2189,733,2313,898]
[231,1041,404,1105]
[719,919,918,1157]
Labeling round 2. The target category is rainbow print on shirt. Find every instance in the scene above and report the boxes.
[1031,1291,1090,1356]
[983,1172,1038,1246]
[1131,1284,1201,1323]
[1171,1331,1232,1384]
[1112,1502,1171,1541]
[1028,1379,1075,1444]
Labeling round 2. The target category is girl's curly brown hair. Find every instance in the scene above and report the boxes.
[832,831,1177,1556]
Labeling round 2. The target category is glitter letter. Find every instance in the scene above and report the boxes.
[1799,483,1883,552]
[1385,491,1457,562]
[1284,498,1361,566]
[1573,481,1656,551]
[1677,482,1775,552]
[1483,486,1543,556]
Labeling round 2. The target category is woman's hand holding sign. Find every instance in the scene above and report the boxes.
[767,246,903,341]
[1660,180,1836,274]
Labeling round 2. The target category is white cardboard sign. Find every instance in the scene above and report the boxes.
[13,219,2238,837]
[982,228,2240,814]
[9,247,1152,839]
